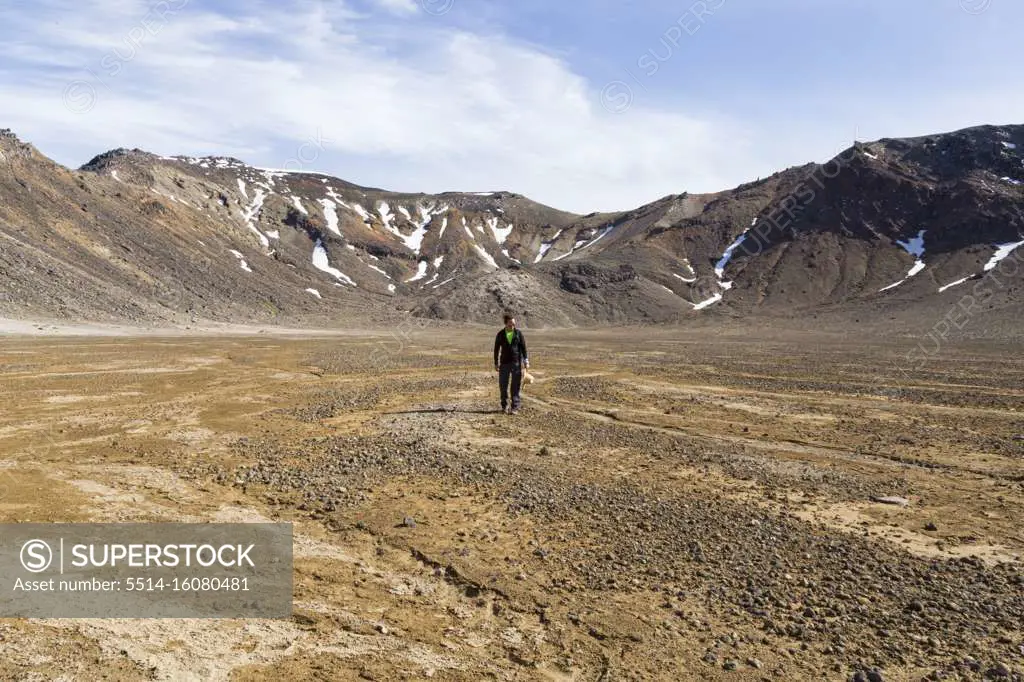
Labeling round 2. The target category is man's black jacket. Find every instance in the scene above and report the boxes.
[494,328,528,367]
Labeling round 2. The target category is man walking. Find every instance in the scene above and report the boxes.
[493,314,529,414]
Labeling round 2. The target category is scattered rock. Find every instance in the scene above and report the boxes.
[986,662,1011,678]
[871,496,910,507]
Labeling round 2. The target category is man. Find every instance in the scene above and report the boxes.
[493,313,529,414]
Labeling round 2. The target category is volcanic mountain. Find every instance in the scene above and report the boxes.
[1,124,1022,330]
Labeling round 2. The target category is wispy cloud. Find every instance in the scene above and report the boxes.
[0,0,1021,214]
[0,0,758,211]
[371,0,419,15]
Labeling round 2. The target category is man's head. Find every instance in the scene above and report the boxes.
[503,314,516,330]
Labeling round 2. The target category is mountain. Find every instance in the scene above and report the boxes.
[1,124,1022,330]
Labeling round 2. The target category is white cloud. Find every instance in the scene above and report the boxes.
[0,0,1021,214]
[372,0,419,15]
[0,0,762,212]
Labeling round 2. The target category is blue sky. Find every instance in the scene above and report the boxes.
[2,0,1022,213]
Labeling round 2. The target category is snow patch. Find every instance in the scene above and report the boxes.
[905,259,929,278]
[692,293,723,310]
[398,206,412,221]
[239,183,271,248]
[938,277,971,293]
[317,199,342,237]
[292,197,308,215]
[552,225,614,262]
[237,179,248,199]
[1002,142,1017,150]
[878,230,928,292]
[438,216,448,239]
[381,203,443,256]
[715,231,750,279]
[534,229,564,263]
[350,203,370,221]
[305,288,322,299]
[405,260,429,283]
[312,239,356,286]
[473,245,498,269]
[229,250,252,273]
[580,225,613,250]
[674,259,697,283]
[432,276,456,288]
[265,230,280,240]
[984,239,1024,271]
[378,202,395,233]
[490,219,514,244]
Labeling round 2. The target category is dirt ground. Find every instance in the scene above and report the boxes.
[0,326,1022,681]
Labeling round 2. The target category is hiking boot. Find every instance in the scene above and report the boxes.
[510,408,520,415]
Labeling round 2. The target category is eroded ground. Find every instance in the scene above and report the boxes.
[0,328,1022,681]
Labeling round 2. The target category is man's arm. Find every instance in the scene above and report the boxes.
[519,331,529,367]
[493,332,500,368]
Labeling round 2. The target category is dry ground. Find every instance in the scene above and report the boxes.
[0,326,1022,681]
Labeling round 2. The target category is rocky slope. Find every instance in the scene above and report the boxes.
[1,124,1022,329]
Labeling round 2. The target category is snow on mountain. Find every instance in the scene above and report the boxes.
[405,260,429,283]
[984,239,1024,271]
[317,199,342,237]
[312,240,356,286]
[229,250,253,273]
[879,230,927,292]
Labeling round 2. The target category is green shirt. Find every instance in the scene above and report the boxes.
[505,329,515,344]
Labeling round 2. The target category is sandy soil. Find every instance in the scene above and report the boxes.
[0,327,1021,681]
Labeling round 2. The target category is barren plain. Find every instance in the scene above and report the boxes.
[0,325,1022,681]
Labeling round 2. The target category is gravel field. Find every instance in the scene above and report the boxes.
[1,327,1021,681]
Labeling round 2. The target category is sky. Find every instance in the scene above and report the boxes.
[2,0,1022,213]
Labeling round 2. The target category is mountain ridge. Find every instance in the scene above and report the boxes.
[1,123,1022,331]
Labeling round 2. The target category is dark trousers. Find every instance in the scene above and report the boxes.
[498,363,522,409]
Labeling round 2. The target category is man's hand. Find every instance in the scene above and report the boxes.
[494,364,500,373]
[523,360,530,369]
